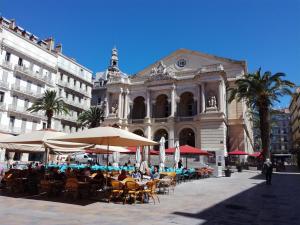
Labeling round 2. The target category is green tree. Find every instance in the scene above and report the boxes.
[77,106,104,128]
[228,68,294,158]
[27,90,69,129]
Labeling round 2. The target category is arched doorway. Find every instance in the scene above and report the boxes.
[153,129,168,150]
[179,128,195,147]
[178,92,195,116]
[154,94,169,118]
[132,96,146,119]
[133,129,144,137]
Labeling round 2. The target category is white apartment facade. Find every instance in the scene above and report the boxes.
[0,17,92,161]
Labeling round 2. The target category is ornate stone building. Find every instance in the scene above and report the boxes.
[92,48,254,165]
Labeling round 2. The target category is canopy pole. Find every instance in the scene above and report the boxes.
[105,139,109,188]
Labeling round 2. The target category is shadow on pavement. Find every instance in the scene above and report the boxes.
[172,172,300,225]
[0,189,104,206]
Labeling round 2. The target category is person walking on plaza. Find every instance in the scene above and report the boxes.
[264,158,273,185]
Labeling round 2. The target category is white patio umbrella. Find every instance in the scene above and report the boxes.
[51,126,158,167]
[135,146,142,168]
[174,141,180,169]
[0,129,92,163]
[159,137,166,171]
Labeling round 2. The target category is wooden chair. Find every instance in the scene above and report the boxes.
[123,181,140,204]
[141,180,160,204]
[64,178,79,200]
[39,180,51,196]
[108,180,124,203]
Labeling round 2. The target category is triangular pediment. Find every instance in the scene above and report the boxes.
[133,49,246,80]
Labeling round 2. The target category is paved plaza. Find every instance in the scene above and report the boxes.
[0,170,299,225]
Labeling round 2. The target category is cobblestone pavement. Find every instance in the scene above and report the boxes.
[0,170,299,225]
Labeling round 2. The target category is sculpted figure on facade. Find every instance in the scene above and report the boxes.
[111,102,118,114]
[207,95,217,109]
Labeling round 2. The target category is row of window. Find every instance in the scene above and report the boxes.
[60,72,89,91]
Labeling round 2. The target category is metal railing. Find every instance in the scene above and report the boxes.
[1,60,12,70]
[0,103,6,111]
[8,104,45,119]
[0,80,9,89]
[60,81,90,96]
[63,98,89,110]
[14,65,54,86]
[11,84,43,99]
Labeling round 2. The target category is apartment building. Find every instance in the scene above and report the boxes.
[0,17,92,137]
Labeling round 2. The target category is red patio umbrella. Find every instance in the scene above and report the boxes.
[164,145,209,155]
[249,152,263,158]
[228,149,248,156]
[126,147,159,155]
[165,145,209,168]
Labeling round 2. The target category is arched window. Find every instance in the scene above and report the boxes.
[132,96,146,119]
[133,129,144,137]
[179,128,195,147]
[154,94,169,118]
[178,92,195,117]
[153,129,168,150]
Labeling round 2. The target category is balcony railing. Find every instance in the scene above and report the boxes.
[0,80,9,90]
[0,103,6,111]
[60,81,90,97]
[154,117,168,123]
[176,116,194,122]
[11,84,43,99]
[131,119,145,124]
[8,104,45,119]
[63,98,89,110]
[14,65,54,86]
[1,60,12,70]
[56,114,78,123]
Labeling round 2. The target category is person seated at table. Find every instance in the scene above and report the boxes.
[152,166,160,179]
[118,169,128,181]
[84,168,91,177]
[178,159,183,169]
[131,168,141,180]
[143,167,152,180]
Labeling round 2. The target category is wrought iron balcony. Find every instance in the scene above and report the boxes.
[1,60,12,70]
[63,98,89,110]
[14,65,54,87]
[11,84,43,99]
[0,102,6,111]
[60,81,90,97]
[56,113,78,123]
[8,104,45,119]
[0,80,9,90]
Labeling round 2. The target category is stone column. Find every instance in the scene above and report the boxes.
[169,126,175,148]
[218,81,223,112]
[118,88,123,118]
[197,85,201,114]
[123,89,129,119]
[201,83,206,113]
[105,93,110,117]
[170,84,176,117]
[145,125,152,140]
[146,89,151,118]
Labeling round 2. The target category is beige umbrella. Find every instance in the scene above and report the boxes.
[51,126,158,169]
[0,129,92,163]
[51,126,157,146]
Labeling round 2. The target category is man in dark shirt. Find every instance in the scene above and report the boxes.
[264,158,273,185]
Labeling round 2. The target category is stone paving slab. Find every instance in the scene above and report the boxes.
[0,170,299,225]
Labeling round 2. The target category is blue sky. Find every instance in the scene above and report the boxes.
[1,0,300,107]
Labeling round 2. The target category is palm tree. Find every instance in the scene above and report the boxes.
[27,90,69,129]
[228,68,294,158]
[77,106,104,128]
